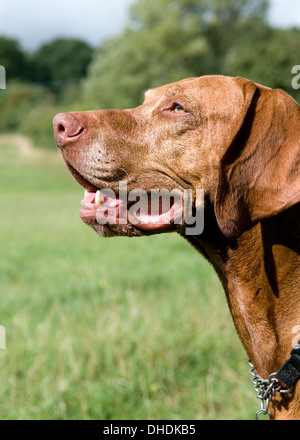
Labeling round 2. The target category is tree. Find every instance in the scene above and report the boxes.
[0,36,29,80]
[32,38,94,87]
[84,0,272,109]
[224,27,300,99]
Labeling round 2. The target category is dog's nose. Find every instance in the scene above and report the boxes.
[53,113,84,148]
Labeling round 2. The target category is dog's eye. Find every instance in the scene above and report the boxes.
[173,104,186,114]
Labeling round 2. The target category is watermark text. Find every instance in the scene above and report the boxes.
[0,65,6,89]
[0,326,6,349]
[291,65,300,90]
[82,183,205,235]
[291,325,300,348]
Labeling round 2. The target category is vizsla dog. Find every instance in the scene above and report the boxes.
[53,75,300,420]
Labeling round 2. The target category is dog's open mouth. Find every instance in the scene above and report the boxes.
[63,159,185,234]
[80,188,182,232]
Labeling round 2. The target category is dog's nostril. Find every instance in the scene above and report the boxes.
[53,112,85,148]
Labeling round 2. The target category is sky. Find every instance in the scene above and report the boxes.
[0,0,299,51]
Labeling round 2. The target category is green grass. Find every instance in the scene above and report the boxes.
[0,138,257,419]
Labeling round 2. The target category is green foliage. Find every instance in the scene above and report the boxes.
[0,0,299,148]
[19,82,94,149]
[0,37,93,146]
[31,38,94,86]
[0,36,29,80]
[224,27,300,99]
[84,0,277,109]
[0,81,55,132]
[20,104,59,149]
[84,0,299,109]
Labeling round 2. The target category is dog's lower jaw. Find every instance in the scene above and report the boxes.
[92,223,144,237]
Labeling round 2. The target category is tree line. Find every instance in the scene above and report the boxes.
[0,0,299,148]
[0,36,94,87]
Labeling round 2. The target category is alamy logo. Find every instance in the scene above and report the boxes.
[0,326,6,349]
[291,65,300,90]
[83,183,205,235]
[291,325,300,348]
[0,65,6,89]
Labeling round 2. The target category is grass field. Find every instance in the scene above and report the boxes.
[0,136,257,420]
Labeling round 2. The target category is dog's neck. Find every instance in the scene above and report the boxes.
[183,203,300,419]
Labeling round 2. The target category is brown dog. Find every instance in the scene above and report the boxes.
[53,75,300,419]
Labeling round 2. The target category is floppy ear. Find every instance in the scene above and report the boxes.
[215,78,300,240]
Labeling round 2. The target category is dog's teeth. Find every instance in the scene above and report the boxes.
[95,190,103,206]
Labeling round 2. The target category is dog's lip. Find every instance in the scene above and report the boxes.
[63,159,99,191]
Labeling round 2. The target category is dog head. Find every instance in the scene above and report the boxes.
[53,75,300,239]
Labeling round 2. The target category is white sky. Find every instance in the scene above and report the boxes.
[0,0,299,51]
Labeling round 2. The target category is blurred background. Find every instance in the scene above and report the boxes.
[0,0,299,420]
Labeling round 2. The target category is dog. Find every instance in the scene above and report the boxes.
[53,75,300,419]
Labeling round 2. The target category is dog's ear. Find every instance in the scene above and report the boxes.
[215,77,300,240]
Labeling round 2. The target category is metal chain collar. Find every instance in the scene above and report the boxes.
[248,360,292,420]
